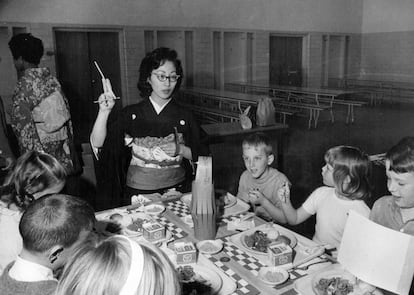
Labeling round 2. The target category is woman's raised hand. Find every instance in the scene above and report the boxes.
[97,78,116,111]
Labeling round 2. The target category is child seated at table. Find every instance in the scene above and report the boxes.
[371,137,414,235]
[369,137,414,295]
[278,145,371,250]
[0,194,95,295]
[55,235,180,295]
[0,151,67,273]
[237,132,289,223]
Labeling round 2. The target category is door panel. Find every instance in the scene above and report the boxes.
[270,36,302,86]
[88,32,122,105]
[55,31,121,143]
[55,32,91,143]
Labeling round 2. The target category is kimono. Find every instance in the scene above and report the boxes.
[10,68,78,174]
[96,98,207,210]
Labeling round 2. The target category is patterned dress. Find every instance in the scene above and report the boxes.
[10,68,75,173]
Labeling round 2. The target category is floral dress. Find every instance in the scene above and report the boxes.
[11,68,75,173]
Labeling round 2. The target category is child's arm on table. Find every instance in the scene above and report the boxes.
[249,189,287,224]
[278,183,311,225]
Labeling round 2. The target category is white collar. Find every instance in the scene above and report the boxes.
[8,256,56,282]
[149,96,172,115]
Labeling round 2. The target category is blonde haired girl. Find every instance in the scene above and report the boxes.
[0,150,66,272]
[279,145,371,250]
[55,235,180,295]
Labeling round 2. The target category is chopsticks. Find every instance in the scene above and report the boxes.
[93,60,120,103]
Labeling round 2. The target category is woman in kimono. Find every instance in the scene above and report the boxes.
[91,47,205,209]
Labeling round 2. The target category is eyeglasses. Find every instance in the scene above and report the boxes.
[152,72,180,83]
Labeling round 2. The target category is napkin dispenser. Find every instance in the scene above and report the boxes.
[190,156,215,215]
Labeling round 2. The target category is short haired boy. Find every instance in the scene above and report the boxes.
[0,194,95,295]
[237,133,288,223]
[370,137,414,235]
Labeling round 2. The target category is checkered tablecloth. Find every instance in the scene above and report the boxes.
[166,200,190,217]
[206,254,261,295]
[167,200,303,295]
[166,200,251,226]
[152,214,188,240]
[211,237,304,293]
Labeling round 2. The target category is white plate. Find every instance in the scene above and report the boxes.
[196,240,224,255]
[258,266,289,286]
[178,264,223,294]
[122,212,154,237]
[144,203,166,215]
[240,225,297,254]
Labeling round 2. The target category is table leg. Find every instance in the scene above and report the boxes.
[350,105,355,123]
[308,109,313,129]
[346,105,351,124]
[314,110,320,128]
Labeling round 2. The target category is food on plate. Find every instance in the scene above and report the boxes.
[199,241,218,252]
[263,270,285,283]
[109,213,123,222]
[163,188,183,199]
[266,229,279,240]
[147,206,161,213]
[126,217,150,232]
[196,240,223,254]
[258,266,289,285]
[181,282,212,295]
[177,266,213,295]
[275,234,291,246]
[144,204,166,215]
[177,265,198,282]
[244,230,272,252]
[314,277,354,295]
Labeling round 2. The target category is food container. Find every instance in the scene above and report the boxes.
[258,266,289,286]
[196,239,223,255]
[142,221,166,242]
[267,242,293,266]
[174,242,197,264]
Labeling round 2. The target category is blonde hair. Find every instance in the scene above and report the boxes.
[324,145,371,200]
[55,236,180,295]
[0,151,66,210]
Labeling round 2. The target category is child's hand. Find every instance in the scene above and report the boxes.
[277,182,290,203]
[248,188,265,205]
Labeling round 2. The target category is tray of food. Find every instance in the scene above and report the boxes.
[230,223,327,267]
[294,264,383,295]
[176,253,237,295]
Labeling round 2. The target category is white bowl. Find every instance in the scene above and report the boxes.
[258,266,289,286]
[144,203,166,215]
[196,240,224,255]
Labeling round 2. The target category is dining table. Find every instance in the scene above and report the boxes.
[95,192,338,295]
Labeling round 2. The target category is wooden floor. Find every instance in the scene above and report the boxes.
[209,100,414,238]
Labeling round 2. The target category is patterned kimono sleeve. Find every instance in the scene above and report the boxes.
[11,91,44,153]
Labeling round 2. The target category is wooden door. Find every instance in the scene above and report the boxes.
[269,36,302,86]
[55,31,122,143]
